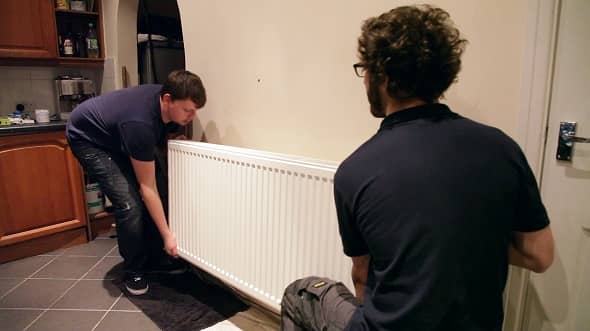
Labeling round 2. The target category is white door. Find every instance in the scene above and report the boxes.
[521,0,590,330]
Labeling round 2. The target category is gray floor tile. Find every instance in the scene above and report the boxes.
[33,256,101,279]
[0,256,55,278]
[0,279,75,308]
[107,245,121,257]
[0,278,24,298]
[111,295,140,311]
[84,256,124,280]
[52,280,121,310]
[0,309,44,331]
[27,310,105,331]
[38,247,65,256]
[94,311,161,331]
[61,239,117,257]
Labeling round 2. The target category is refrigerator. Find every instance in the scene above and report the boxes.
[138,40,185,84]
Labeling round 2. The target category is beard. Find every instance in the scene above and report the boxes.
[367,75,386,118]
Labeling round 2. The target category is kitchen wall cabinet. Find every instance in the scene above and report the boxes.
[0,0,58,61]
[0,130,88,263]
[0,0,104,66]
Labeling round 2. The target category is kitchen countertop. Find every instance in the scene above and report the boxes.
[0,120,67,137]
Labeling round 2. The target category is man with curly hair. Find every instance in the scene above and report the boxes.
[280,5,554,331]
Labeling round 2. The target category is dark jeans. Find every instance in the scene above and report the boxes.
[69,139,168,276]
[281,276,359,331]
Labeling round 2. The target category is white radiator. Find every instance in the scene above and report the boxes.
[168,141,353,313]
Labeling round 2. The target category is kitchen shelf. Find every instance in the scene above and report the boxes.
[55,9,99,16]
[89,210,116,239]
[58,57,104,67]
[89,211,112,220]
[54,0,104,61]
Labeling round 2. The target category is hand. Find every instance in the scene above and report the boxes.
[175,135,188,140]
[163,232,179,258]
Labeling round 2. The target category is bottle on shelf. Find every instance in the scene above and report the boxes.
[58,35,64,56]
[69,0,87,12]
[76,33,87,58]
[86,23,99,58]
[55,0,69,10]
[63,32,74,57]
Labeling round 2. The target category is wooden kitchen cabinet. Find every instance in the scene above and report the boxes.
[0,0,104,66]
[0,130,88,263]
[0,0,58,61]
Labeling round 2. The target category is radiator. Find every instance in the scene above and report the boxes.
[168,141,353,312]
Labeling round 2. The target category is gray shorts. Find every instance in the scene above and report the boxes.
[280,276,359,331]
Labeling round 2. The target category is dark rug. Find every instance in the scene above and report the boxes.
[107,269,248,331]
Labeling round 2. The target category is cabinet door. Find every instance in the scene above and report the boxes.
[0,0,57,59]
[0,131,87,246]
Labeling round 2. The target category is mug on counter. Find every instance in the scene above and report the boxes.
[35,109,50,123]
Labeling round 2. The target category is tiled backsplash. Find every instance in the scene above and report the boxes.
[0,66,103,117]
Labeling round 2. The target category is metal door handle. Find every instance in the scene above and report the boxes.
[564,134,590,144]
[556,122,589,161]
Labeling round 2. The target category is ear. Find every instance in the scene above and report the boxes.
[380,76,390,94]
[161,93,172,104]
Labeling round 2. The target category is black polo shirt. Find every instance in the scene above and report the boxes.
[67,84,174,161]
[335,103,549,331]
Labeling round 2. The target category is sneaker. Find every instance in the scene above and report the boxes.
[146,258,188,275]
[124,274,149,295]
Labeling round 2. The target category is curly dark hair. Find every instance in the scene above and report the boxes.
[358,5,467,102]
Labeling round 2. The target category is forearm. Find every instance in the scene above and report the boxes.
[508,243,547,273]
[350,255,369,303]
[139,184,170,239]
[509,227,554,273]
[352,276,366,302]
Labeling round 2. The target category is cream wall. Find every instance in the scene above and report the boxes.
[178,0,528,162]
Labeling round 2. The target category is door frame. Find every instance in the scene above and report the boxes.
[503,0,561,330]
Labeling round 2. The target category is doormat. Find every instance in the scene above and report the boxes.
[112,272,248,331]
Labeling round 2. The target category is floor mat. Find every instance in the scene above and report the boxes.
[111,272,248,331]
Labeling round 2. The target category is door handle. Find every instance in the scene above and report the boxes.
[564,134,590,144]
[557,122,590,161]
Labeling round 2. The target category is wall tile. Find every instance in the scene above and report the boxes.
[0,66,103,118]
[30,80,58,114]
[30,67,58,80]
[0,67,31,81]
[0,79,32,116]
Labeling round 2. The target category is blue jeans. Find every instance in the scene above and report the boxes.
[69,138,167,276]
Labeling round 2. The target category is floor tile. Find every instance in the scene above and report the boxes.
[39,247,65,256]
[61,239,117,257]
[111,295,140,311]
[27,310,105,331]
[94,311,161,331]
[107,245,121,257]
[52,280,121,310]
[0,278,24,298]
[0,309,44,331]
[33,256,101,279]
[0,256,55,278]
[0,279,75,308]
[84,256,124,280]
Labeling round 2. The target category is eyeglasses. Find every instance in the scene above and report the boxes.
[353,63,366,77]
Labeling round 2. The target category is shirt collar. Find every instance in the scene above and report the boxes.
[378,103,457,132]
